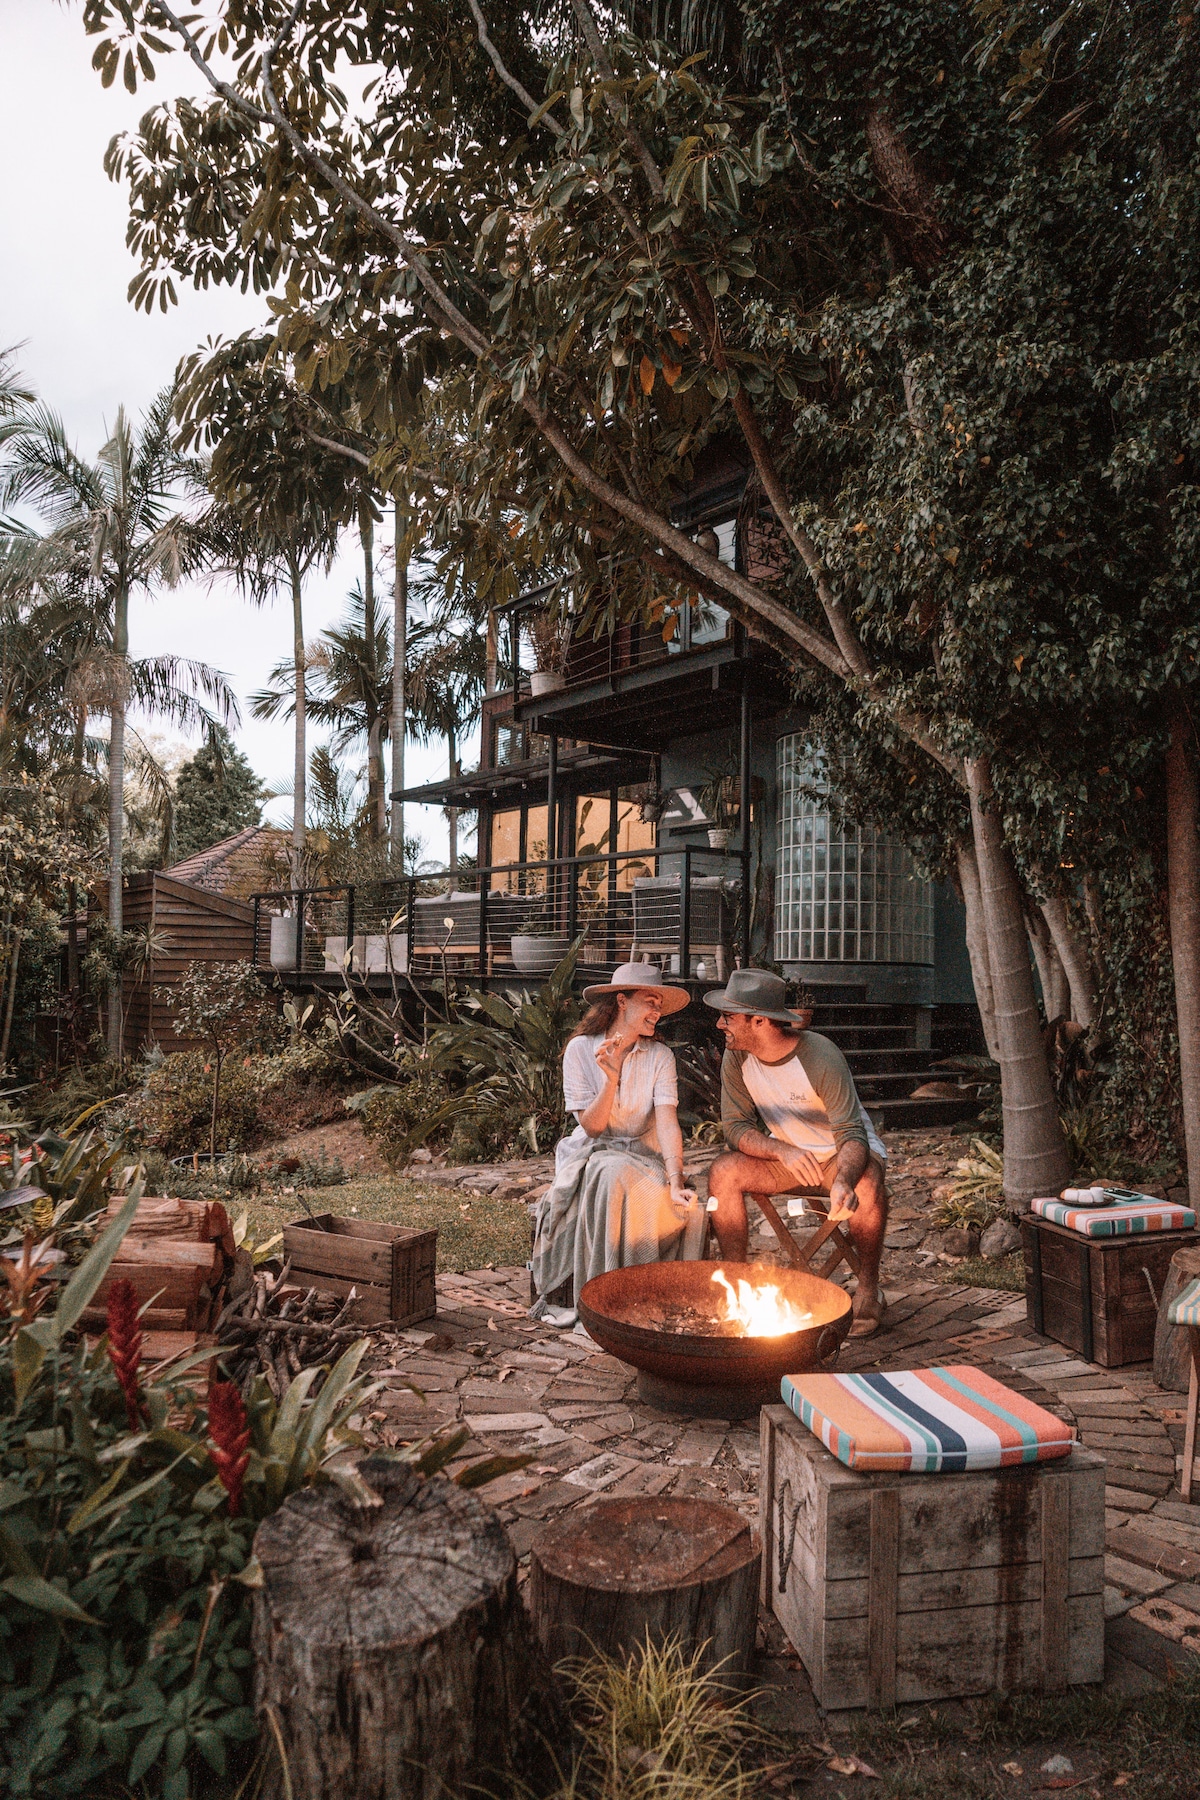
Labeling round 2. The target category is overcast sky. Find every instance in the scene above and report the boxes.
[0,0,465,860]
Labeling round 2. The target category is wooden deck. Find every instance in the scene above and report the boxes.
[360,1263,1199,1710]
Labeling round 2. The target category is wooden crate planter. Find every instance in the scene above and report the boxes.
[1022,1215,1200,1368]
[759,1404,1105,1711]
[283,1215,437,1326]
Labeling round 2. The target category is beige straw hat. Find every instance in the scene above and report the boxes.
[581,961,691,1015]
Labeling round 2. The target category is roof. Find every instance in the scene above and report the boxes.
[164,825,289,899]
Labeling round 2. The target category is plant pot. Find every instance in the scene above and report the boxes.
[530,669,565,696]
[511,932,571,975]
[270,914,300,971]
[707,828,730,850]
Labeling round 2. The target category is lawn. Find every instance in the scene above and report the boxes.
[236,1176,532,1273]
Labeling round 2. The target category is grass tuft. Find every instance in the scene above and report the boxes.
[233,1175,532,1273]
[942,1252,1025,1292]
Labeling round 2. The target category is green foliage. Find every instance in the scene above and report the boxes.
[935,1139,1005,1229]
[356,1061,455,1169]
[119,1051,259,1158]
[427,938,585,1155]
[171,727,267,864]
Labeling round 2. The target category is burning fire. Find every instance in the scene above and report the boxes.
[711,1269,813,1337]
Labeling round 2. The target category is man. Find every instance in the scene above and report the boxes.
[703,968,889,1338]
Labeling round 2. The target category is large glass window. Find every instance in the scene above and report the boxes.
[774,736,933,965]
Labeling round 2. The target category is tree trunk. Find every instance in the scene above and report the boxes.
[0,927,22,1068]
[529,1496,759,1684]
[1027,905,1068,1022]
[446,722,458,872]
[289,552,307,881]
[252,1460,567,1800]
[1166,704,1200,1208]
[954,839,1001,1062]
[965,755,1069,1205]
[360,506,386,839]
[107,586,129,1060]
[1040,892,1098,1027]
[390,500,407,862]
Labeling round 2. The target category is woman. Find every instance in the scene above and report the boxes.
[530,963,706,1325]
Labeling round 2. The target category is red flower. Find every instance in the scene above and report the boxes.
[106,1278,145,1429]
[206,1381,251,1516]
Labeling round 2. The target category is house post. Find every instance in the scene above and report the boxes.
[739,682,752,968]
[546,729,558,922]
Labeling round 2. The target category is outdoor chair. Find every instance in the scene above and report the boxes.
[1168,1276,1200,1501]
[411,891,482,967]
[629,874,730,979]
[749,1189,862,1282]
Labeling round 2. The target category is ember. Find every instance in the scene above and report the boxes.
[711,1269,814,1337]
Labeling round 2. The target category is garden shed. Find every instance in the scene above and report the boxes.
[112,869,256,1055]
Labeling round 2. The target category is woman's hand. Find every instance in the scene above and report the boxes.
[595,1031,635,1082]
[669,1181,698,1211]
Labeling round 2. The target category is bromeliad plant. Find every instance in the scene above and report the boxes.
[0,1191,378,1798]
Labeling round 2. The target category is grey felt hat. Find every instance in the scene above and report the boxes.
[703,967,810,1025]
[581,962,691,1015]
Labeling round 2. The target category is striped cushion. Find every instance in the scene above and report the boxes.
[780,1366,1075,1473]
[1168,1278,1200,1328]
[1031,1197,1196,1236]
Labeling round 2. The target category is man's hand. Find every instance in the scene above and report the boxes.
[827,1173,860,1223]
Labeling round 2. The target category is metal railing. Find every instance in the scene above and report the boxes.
[251,845,747,985]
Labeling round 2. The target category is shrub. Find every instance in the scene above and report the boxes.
[119,1051,259,1157]
[160,963,276,1158]
[356,1059,455,1168]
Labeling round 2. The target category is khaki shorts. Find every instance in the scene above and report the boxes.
[731,1148,886,1197]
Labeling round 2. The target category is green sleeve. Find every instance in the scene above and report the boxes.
[720,1049,760,1150]
[795,1032,870,1153]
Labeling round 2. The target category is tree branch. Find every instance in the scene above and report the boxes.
[466,0,565,135]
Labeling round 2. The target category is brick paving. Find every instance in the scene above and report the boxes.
[362,1128,1199,1713]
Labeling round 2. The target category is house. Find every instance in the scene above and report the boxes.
[250,456,983,1127]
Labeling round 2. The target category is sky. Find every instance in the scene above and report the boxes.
[0,0,467,862]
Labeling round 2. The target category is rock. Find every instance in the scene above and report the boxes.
[931,1226,979,1258]
[460,1173,504,1193]
[930,1182,957,1204]
[408,1147,434,1164]
[1041,1755,1074,1776]
[979,1217,1022,1259]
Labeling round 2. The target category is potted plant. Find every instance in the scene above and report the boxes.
[698,759,738,850]
[510,904,570,974]
[528,611,569,696]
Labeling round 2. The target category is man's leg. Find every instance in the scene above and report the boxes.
[705,1151,797,1261]
[846,1156,889,1332]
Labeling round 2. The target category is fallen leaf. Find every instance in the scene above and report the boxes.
[1113,1779,1133,1790]
[497,1367,512,1382]
[827,1755,879,1778]
[1003,1764,1024,1778]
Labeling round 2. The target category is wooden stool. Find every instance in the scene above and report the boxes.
[1167,1276,1200,1502]
[751,1190,862,1282]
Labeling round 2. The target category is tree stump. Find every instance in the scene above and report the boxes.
[252,1459,567,1800]
[529,1497,760,1684]
[1153,1247,1200,1392]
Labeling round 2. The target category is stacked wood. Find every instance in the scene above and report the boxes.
[216,1272,384,1399]
[530,1497,760,1683]
[82,1194,235,1333]
[252,1458,568,1800]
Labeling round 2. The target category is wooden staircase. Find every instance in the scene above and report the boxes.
[806,985,986,1132]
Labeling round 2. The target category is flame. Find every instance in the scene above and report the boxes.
[711,1269,813,1337]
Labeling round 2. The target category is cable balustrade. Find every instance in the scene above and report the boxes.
[250,845,746,989]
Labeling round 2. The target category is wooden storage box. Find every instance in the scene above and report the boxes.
[1022,1215,1200,1368]
[759,1403,1105,1711]
[283,1214,437,1326]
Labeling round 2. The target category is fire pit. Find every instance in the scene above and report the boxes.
[578,1261,853,1419]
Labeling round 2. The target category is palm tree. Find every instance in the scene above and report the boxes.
[405,616,486,872]
[1,391,235,1055]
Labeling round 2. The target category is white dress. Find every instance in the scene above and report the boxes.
[529,1035,706,1318]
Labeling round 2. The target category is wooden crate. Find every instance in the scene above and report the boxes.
[1022,1215,1200,1367]
[283,1215,437,1326]
[759,1404,1105,1711]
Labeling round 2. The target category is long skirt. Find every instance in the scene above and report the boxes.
[529,1129,706,1320]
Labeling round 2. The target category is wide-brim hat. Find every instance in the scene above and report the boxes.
[582,962,691,1015]
[704,967,809,1025]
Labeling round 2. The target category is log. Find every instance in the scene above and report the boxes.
[1153,1246,1200,1393]
[252,1458,567,1800]
[105,1194,236,1256]
[529,1497,760,1684]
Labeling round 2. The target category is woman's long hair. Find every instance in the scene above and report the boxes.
[571,991,659,1043]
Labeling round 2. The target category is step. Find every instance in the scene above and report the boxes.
[869,1094,984,1130]
[852,1070,978,1100]
[809,1003,929,1026]
[815,1025,918,1051]
[842,1047,939,1072]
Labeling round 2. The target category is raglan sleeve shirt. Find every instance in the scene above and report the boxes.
[720,1036,871,1157]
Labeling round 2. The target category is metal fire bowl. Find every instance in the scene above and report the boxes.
[578,1261,853,1419]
